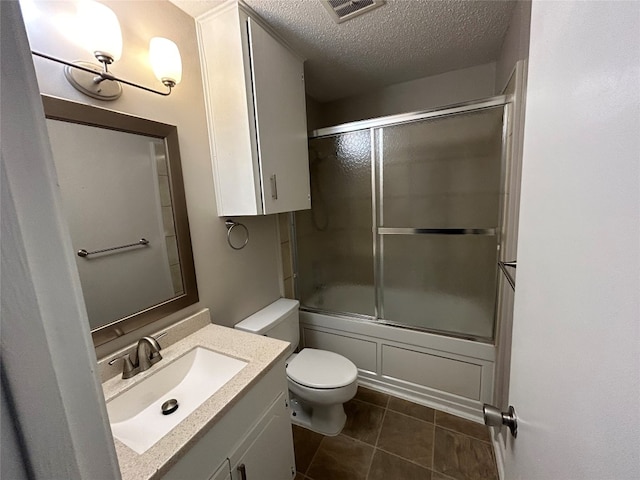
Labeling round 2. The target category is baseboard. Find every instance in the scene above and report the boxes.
[357,374,485,424]
[491,430,507,480]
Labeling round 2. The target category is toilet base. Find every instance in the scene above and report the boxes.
[289,395,347,436]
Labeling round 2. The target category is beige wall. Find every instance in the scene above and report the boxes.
[22,0,281,357]
[313,62,497,129]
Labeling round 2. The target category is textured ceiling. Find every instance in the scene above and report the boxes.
[171,0,516,102]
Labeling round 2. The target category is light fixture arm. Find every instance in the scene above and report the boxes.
[31,50,173,97]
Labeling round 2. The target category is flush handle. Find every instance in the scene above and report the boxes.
[483,404,518,438]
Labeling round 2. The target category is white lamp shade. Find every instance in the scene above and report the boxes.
[149,37,182,86]
[76,0,122,61]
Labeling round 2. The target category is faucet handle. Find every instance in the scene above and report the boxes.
[148,332,167,363]
[108,353,139,379]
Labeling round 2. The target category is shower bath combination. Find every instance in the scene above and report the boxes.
[290,95,513,419]
[296,96,509,342]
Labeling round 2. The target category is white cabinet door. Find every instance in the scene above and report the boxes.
[209,459,231,480]
[247,18,311,215]
[231,394,295,480]
[198,5,311,217]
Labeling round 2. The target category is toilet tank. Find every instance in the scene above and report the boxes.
[234,298,300,355]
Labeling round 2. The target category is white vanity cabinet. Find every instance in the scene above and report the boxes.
[228,393,294,480]
[198,3,311,217]
[162,358,295,480]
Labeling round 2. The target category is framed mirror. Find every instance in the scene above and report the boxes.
[42,95,198,347]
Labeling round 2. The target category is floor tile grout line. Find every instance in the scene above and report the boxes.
[431,412,436,476]
[352,395,390,410]
[375,445,435,471]
[364,403,389,480]
[302,434,325,478]
[433,423,493,445]
[374,403,388,449]
[385,408,436,426]
[429,467,458,480]
[386,401,436,418]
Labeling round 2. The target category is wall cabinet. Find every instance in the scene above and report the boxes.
[162,359,295,480]
[198,3,311,216]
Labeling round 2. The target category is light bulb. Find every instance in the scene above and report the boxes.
[149,37,182,87]
[76,0,122,63]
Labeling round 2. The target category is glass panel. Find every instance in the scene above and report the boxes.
[378,107,504,340]
[381,234,498,339]
[295,130,374,316]
[380,107,504,229]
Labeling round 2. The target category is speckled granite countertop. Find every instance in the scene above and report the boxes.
[101,322,289,480]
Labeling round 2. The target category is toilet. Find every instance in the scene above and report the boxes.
[235,298,358,436]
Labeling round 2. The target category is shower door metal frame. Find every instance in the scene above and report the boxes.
[294,94,513,344]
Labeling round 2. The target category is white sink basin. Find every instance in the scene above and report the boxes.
[106,347,247,454]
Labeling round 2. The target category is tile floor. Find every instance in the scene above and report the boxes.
[292,387,498,480]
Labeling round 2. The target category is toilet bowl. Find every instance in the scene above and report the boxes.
[234,298,358,436]
[286,348,358,435]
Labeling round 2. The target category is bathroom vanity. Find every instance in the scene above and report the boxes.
[100,310,295,480]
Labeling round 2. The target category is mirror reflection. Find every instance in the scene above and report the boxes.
[43,96,198,346]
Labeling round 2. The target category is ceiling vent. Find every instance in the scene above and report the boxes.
[320,0,386,24]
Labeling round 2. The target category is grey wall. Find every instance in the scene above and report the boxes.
[313,62,497,128]
[22,0,282,356]
[495,0,531,93]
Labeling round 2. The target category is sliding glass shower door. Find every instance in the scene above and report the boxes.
[296,130,375,316]
[377,107,504,339]
[296,98,507,342]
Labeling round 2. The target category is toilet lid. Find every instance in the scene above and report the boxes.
[286,348,357,389]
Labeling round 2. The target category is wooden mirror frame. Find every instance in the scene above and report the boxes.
[42,95,198,347]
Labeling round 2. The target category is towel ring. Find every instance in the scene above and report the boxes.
[225,219,249,250]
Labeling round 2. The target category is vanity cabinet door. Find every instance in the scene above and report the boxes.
[209,459,232,480]
[230,393,296,480]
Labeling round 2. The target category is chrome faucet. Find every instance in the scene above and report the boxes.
[108,333,165,379]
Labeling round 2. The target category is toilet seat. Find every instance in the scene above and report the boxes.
[286,348,357,389]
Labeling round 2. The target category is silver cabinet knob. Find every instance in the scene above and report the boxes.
[483,404,518,438]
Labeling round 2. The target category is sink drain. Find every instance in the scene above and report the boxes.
[161,399,179,415]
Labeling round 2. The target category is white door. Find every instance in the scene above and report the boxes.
[498,1,640,479]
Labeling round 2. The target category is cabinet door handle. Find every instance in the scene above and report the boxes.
[237,464,247,480]
[270,174,278,200]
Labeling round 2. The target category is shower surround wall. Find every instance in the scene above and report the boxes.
[293,98,509,421]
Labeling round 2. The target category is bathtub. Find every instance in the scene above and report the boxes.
[299,287,496,421]
[304,284,494,341]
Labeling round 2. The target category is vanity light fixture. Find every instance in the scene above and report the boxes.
[31,0,182,100]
